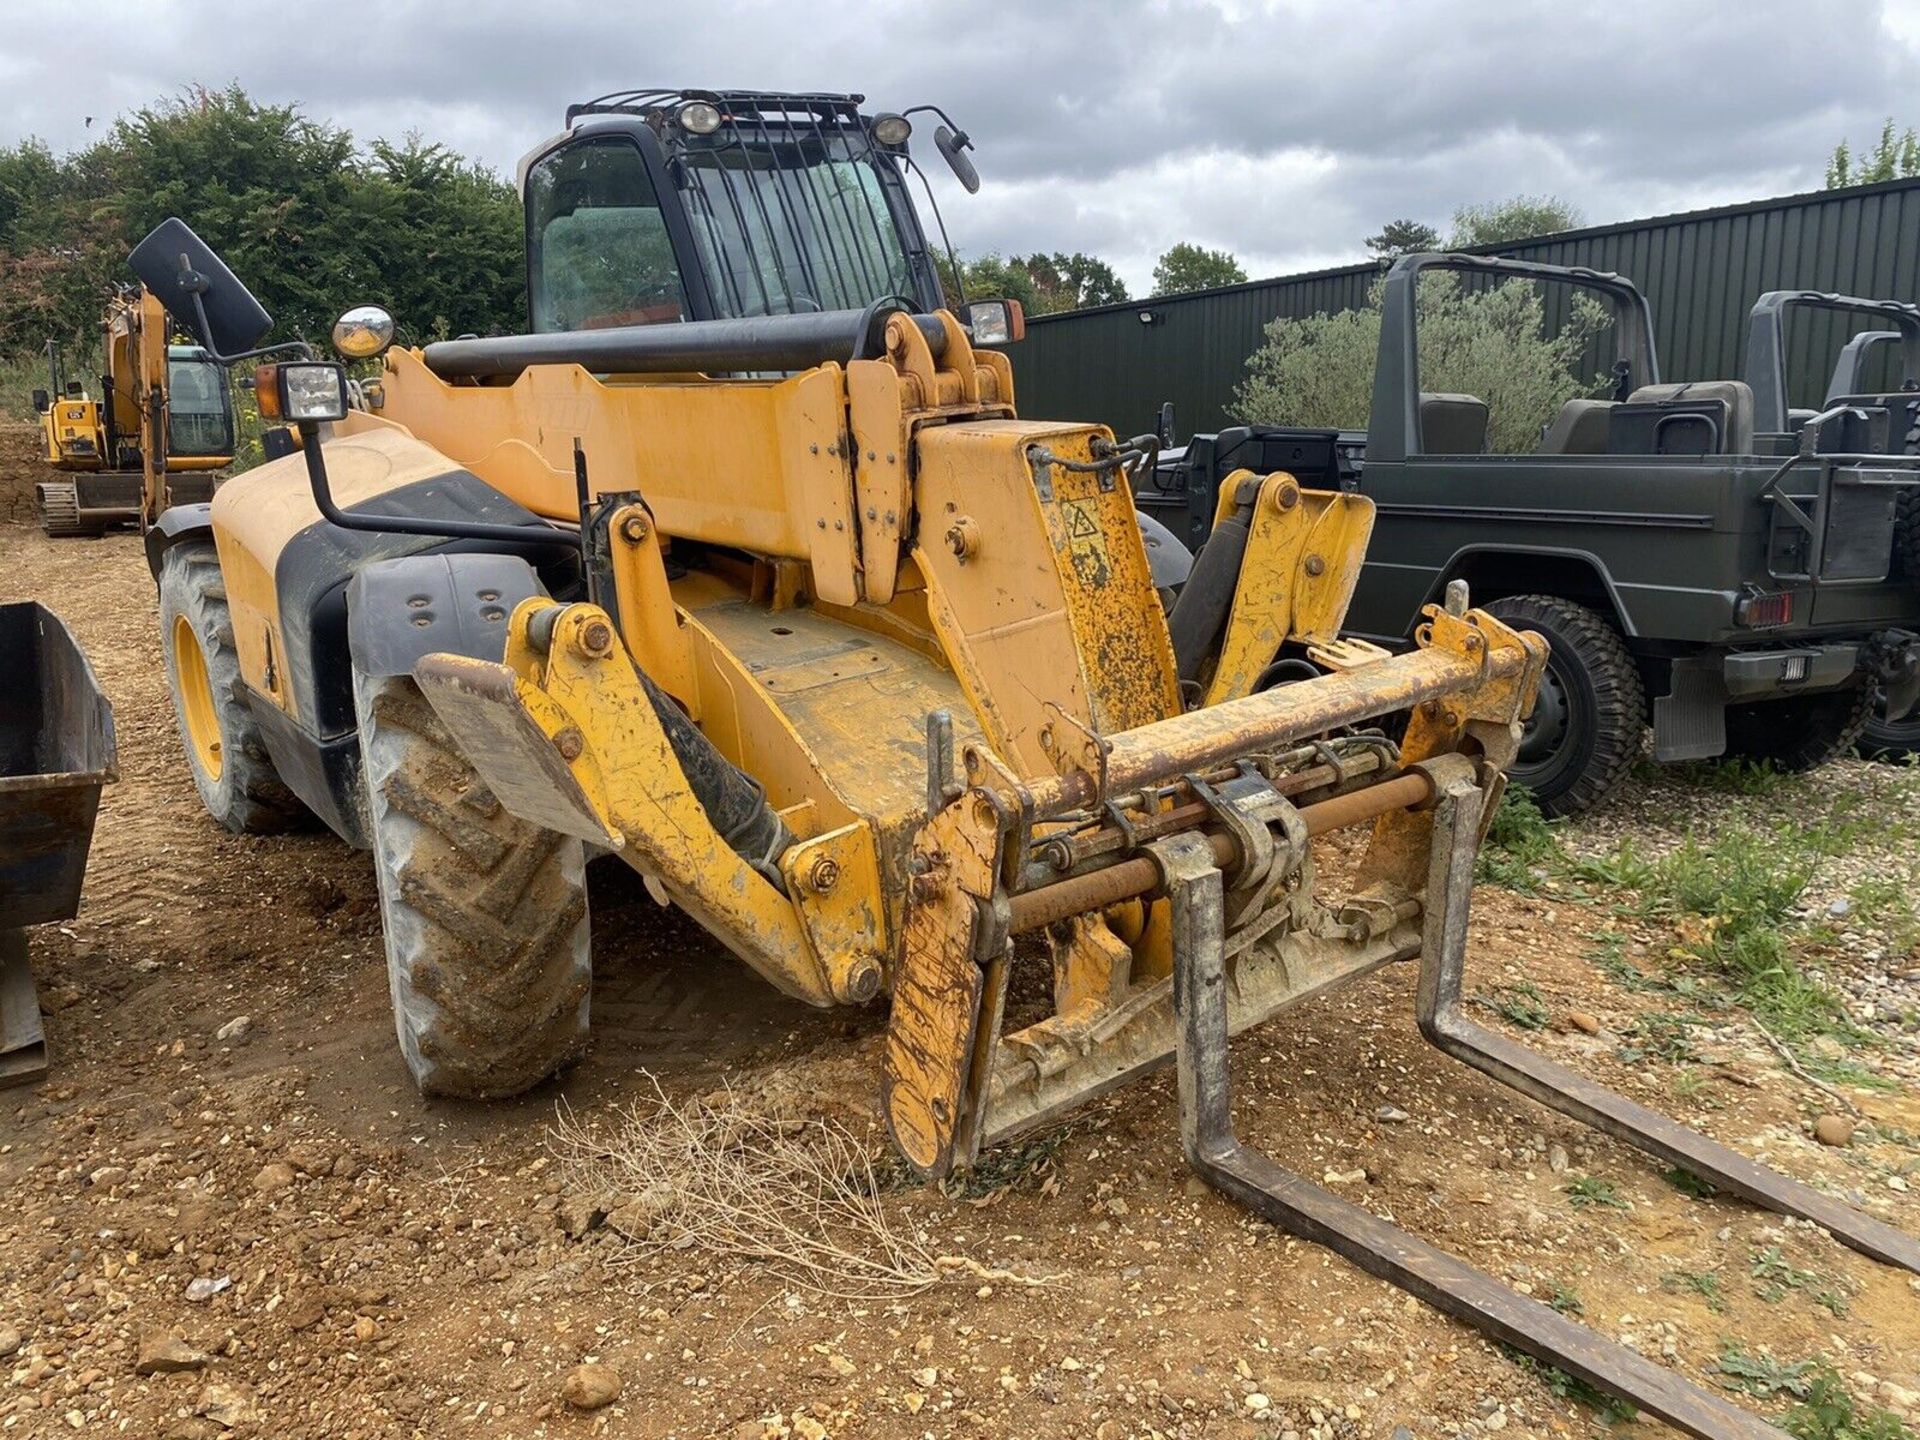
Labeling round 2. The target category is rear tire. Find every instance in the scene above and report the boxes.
[157,542,309,833]
[353,669,592,1099]
[1858,698,1920,761]
[1483,594,1645,819]
[1724,683,1873,772]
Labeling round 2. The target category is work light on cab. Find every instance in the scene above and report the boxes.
[254,361,349,423]
[966,299,1024,346]
[677,100,722,134]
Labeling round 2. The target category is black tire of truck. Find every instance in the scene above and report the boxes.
[1858,401,1920,758]
[1483,594,1646,819]
[1724,682,1875,772]
[353,668,593,1099]
[157,542,311,833]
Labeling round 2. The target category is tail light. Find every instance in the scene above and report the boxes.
[1736,590,1793,628]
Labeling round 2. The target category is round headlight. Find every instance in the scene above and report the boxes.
[871,113,912,147]
[678,101,723,135]
[331,304,395,360]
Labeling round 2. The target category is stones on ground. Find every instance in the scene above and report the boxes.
[1375,1104,1411,1124]
[1813,1114,1856,1148]
[1828,897,1852,920]
[1245,1392,1272,1414]
[252,1161,295,1193]
[184,1276,231,1302]
[136,1333,210,1375]
[0,1326,20,1359]
[196,1380,258,1428]
[1547,1143,1571,1174]
[562,1361,623,1410]
[1565,1010,1601,1035]
[556,1191,611,1239]
[214,1015,250,1043]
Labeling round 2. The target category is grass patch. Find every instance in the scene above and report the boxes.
[1719,1345,1916,1439]
[1749,1245,1817,1303]
[1478,786,1559,892]
[1473,979,1551,1030]
[1563,1175,1628,1210]
[1674,757,1792,796]
[1661,1166,1718,1198]
[1546,1282,1584,1316]
[1615,1011,1706,1065]
[1662,1266,1727,1312]
[1505,1348,1638,1425]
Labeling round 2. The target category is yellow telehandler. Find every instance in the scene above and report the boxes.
[132,90,1914,1439]
[32,285,237,536]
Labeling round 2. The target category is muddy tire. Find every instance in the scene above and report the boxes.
[158,542,309,833]
[353,669,591,1098]
[1483,594,1645,820]
[1724,682,1874,772]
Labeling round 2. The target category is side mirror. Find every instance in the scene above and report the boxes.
[966,298,1024,346]
[935,125,979,194]
[31,389,49,414]
[1157,401,1176,448]
[128,218,273,361]
[332,305,395,360]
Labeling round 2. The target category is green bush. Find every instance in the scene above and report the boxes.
[1232,276,1610,452]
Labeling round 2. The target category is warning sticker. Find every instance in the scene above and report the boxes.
[1060,498,1112,586]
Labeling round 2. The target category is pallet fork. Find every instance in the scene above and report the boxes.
[1164,776,1919,1440]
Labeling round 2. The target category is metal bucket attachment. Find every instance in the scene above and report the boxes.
[0,602,118,1086]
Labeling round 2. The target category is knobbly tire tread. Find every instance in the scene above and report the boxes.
[157,542,309,833]
[1725,681,1875,772]
[354,670,591,1099]
[1859,400,1920,759]
[1484,593,1645,820]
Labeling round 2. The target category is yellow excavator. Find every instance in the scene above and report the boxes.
[133,90,1916,1439]
[32,285,236,536]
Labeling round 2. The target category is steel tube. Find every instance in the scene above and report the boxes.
[1016,646,1505,817]
[422,309,948,380]
[1006,770,1435,934]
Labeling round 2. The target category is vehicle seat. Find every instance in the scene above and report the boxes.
[1419,393,1489,454]
[1539,399,1616,454]
[1623,380,1755,455]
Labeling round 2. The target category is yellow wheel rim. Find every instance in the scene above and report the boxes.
[172,614,224,782]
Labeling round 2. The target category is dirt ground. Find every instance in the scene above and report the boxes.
[2,421,1917,1440]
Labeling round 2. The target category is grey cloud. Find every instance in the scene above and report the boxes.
[3,0,1915,293]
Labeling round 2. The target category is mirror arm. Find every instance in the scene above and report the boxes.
[295,419,570,547]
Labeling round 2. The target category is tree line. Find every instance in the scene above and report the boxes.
[0,85,525,361]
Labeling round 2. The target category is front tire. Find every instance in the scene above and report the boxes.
[1725,683,1873,771]
[1483,594,1646,819]
[157,543,309,833]
[354,669,592,1099]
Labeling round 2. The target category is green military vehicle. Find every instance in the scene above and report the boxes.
[1149,253,1920,816]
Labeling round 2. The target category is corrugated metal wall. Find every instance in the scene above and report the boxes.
[1006,176,1920,438]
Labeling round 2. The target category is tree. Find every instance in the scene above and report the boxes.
[0,85,525,365]
[1826,118,1920,187]
[1232,277,1609,453]
[949,251,1128,314]
[1448,195,1584,249]
[1151,242,1246,296]
[1365,218,1441,260]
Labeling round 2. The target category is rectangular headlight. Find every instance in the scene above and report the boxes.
[279,363,349,423]
[967,299,1025,346]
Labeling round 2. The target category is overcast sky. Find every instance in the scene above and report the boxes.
[4,0,1919,295]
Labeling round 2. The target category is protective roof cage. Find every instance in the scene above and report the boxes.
[562,89,926,321]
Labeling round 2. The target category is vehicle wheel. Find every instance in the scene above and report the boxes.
[1858,698,1920,761]
[354,669,591,1099]
[1725,683,1874,771]
[158,542,310,833]
[1483,594,1645,819]
[1895,485,1920,580]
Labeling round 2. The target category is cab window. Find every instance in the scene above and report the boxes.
[528,138,688,332]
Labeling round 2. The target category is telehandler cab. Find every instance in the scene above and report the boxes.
[136,90,1916,1438]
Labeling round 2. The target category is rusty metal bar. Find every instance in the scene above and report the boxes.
[1160,823,1790,1440]
[1007,771,1434,935]
[1416,777,1920,1276]
[1014,645,1508,817]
